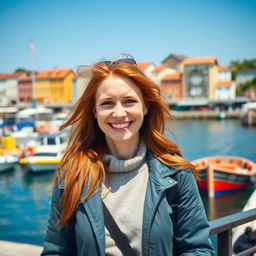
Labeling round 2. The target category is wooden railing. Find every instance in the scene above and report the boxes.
[209,208,256,256]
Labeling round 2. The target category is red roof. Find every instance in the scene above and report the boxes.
[36,68,73,79]
[161,73,182,80]
[216,81,233,87]
[183,57,217,65]
[153,64,169,72]
[19,77,32,82]
[8,72,25,78]
[137,62,152,71]
[218,65,230,71]
[0,74,9,80]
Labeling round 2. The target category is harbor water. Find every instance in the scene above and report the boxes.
[0,119,255,246]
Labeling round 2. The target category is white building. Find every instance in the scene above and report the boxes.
[215,81,236,100]
[0,74,9,106]
[137,62,156,81]
[151,64,176,85]
[5,72,25,105]
[218,65,232,81]
[214,66,235,100]
[72,76,90,103]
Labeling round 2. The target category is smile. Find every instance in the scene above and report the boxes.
[109,121,132,129]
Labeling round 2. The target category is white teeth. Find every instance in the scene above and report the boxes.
[111,122,130,129]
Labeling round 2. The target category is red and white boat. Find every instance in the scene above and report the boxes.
[192,156,256,196]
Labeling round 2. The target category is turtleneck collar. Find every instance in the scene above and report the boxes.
[103,142,147,173]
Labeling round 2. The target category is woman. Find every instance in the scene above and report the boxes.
[41,56,214,256]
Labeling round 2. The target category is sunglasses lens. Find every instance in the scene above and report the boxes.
[115,58,136,65]
[98,61,111,66]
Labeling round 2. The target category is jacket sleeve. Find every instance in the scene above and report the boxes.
[41,186,76,256]
[173,169,215,256]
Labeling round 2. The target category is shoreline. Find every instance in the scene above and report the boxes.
[172,110,240,119]
[0,240,43,256]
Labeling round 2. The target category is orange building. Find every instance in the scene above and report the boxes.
[160,73,183,99]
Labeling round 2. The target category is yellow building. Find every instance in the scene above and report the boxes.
[35,68,75,104]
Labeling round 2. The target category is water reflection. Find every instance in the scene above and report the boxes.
[201,187,255,220]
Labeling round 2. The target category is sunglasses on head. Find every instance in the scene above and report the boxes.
[97,57,136,66]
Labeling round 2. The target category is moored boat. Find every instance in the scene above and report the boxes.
[19,145,65,172]
[0,154,18,172]
[19,133,67,172]
[192,156,256,196]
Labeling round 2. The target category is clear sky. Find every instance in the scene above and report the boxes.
[1,0,256,73]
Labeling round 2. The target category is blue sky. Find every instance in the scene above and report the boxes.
[1,0,256,73]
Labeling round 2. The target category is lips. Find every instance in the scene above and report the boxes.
[109,121,132,129]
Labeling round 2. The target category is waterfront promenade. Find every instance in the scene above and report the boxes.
[0,240,42,256]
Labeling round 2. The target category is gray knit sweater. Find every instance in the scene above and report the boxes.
[102,143,148,256]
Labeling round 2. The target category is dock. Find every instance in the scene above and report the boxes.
[0,240,42,256]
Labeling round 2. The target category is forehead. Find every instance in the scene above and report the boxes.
[95,75,142,99]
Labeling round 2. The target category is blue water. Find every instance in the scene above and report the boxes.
[0,119,255,246]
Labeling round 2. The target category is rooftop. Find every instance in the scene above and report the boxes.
[183,57,217,65]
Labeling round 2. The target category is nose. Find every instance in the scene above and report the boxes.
[113,103,126,118]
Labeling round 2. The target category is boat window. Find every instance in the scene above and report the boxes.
[47,137,56,145]
[60,137,65,144]
[33,152,57,157]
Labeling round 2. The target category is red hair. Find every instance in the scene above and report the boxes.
[55,61,197,226]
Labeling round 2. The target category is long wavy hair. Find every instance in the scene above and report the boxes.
[55,58,197,226]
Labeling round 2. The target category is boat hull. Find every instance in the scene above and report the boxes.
[197,167,254,196]
[26,162,59,173]
[0,163,16,173]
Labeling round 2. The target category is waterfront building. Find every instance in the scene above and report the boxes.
[18,71,37,103]
[72,76,90,103]
[215,81,236,100]
[161,54,188,72]
[236,70,256,86]
[35,68,75,105]
[137,62,155,81]
[218,65,232,81]
[0,74,9,106]
[151,64,176,84]
[182,57,218,100]
[160,73,183,99]
[5,72,25,105]
[215,66,235,100]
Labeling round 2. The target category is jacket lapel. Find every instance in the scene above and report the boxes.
[81,188,105,256]
[142,152,178,255]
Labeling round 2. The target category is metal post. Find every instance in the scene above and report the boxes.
[217,229,232,256]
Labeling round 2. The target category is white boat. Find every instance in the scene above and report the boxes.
[20,144,65,172]
[0,154,18,172]
[19,133,67,172]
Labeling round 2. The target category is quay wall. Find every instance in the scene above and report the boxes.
[172,110,240,119]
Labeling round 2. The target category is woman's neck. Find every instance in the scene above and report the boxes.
[105,136,140,160]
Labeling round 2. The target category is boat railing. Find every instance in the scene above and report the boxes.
[209,208,256,256]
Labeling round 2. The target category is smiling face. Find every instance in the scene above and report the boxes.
[95,75,147,158]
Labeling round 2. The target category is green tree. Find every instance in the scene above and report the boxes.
[14,68,27,73]
[230,58,256,79]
